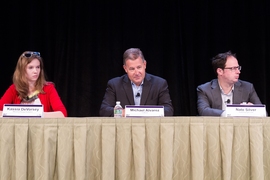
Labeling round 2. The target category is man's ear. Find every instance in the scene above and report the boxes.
[123,65,127,73]
[217,68,223,75]
[144,60,147,69]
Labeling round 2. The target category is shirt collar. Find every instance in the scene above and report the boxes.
[218,82,234,95]
[131,81,144,87]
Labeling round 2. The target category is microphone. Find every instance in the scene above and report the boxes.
[136,92,140,97]
[225,99,230,104]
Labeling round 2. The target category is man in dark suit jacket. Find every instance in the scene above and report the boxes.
[100,48,174,117]
[197,51,262,116]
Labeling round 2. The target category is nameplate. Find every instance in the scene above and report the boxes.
[2,104,43,118]
[125,105,164,117]
[226,104,266,117]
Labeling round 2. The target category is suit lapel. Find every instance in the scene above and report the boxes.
[211,79,223,109]
[232,81,242,104]
[141,74,151,105]
[123,75,135,105]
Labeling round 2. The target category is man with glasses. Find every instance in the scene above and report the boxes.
[196,51,262,116]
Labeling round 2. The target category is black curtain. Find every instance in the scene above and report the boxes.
[1,1,269,116]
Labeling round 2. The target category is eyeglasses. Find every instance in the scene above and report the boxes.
[22,52,41,58]
[223,66,241,71]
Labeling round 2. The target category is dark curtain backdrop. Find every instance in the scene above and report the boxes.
[1,1,269,116]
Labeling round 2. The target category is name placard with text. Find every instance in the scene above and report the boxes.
[125,105,164,117]
[226,104,266,117]
[2,104,43,118]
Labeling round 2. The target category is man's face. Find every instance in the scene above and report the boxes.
[219,56,241,84]
[123,57,146,86]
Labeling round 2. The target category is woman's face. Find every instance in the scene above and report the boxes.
[25,59,41,83]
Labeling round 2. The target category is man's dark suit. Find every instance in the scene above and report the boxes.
[100,73,174,116]
[197,79,262,116]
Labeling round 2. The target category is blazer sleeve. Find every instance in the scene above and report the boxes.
[45,84,67,117]
[157,79,174,116]
[197,85,223,116]
[248,84,262,104]
[0,85,19,110]
[99,79,116,117]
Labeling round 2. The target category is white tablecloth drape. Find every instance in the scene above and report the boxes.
[0,117,269,180]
